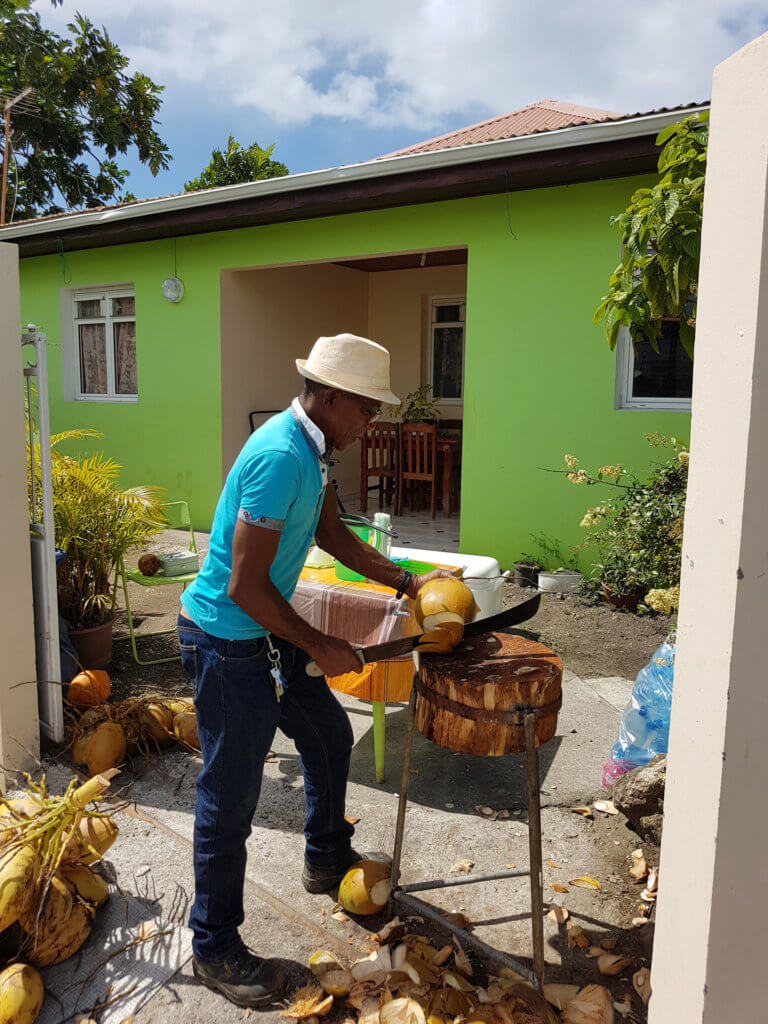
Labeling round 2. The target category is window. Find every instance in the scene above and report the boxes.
[429,297,465,403]
[71,287,137,400]
[615,320,692,411]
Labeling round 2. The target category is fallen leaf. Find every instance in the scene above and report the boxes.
[373,917,403,944]
[545,859,562,869]
[264,750,278,762]
[585,946,604,958]
[408,768,420,774]
[570,806,594,819]
[633,967,652,1004]
[504,863,516,870]
[450,859,475,874]
[629,848,648,881]
[332,911,350,923]
[646,867,658,893]
[550,883,569,893]
[497,810,510,819]
[543,983,580,1010]
[598,953,632,976]
[593,800,619,815]
[547,904,569,924]
[345,815,361,825]
[599,937,617,950]
[631,917,648,927]
[640,887,657,901]
[442,911,469,927]
[569,875,602,891]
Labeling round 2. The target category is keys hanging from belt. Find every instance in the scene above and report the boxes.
[266,636,286,702]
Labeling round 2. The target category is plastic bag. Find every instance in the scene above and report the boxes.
[602,633,676,788]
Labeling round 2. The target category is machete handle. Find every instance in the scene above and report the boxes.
[305,648,366,677]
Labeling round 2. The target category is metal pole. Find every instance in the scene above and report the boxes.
[399,866,530,893]
[390,657,419,895]
[524,712,545,991]
[1,100,10,226]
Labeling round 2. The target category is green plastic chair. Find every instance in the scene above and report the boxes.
[118,500,199,665]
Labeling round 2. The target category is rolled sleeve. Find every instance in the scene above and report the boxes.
[238,449,300,533]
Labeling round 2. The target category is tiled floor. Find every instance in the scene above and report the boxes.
[339,495,461,553]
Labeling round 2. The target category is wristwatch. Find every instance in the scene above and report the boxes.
[396,570,414,600]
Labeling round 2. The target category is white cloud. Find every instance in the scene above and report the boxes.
[42,0,767,130]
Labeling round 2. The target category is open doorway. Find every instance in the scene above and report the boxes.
[219,246,468,548]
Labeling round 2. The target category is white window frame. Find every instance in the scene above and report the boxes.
[614,325,692,412]
[62,284,137,403]
[428,295,465,407]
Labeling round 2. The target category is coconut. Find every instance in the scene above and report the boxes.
[309,950,344,978]
[61,864,109,907]
[0,962,44,1024]
[414,579,477,631]
[321,970,353,997]
[143,702,174,747]
[83,722,126,776]
[67,669,111,707]
[338,860,392,916]
[19,873,74,939]
[0,798,41,844]
[163,697,195,716]
[173,712,200,750]
[138,553,161,576]
[72,728,95,766]
[69,813,118,866]
[26,901,94,966]
[0,845,39,931]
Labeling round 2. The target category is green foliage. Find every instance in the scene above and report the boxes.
[562,435,688,603]
[184,135,288,192]
[28,424,167,629]
[393,384,441,423]
[594,112,708,357]
[0,0,170,220]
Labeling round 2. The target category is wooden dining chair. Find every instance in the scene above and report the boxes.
[397,422,438,519]
[360,421,398,513]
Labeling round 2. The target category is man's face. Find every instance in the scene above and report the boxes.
[328,390,382,449]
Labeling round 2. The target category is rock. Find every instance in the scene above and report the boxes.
[613,754,666,839]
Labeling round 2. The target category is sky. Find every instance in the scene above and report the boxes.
[41,0,768,201]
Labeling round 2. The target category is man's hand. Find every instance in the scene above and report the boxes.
[307,635,364,678]
[407,567,463,599]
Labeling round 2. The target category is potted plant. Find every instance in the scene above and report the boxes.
[537,566,584,595]
[44,431,166,667]
[393,384,441,424]
[513,553,542,589]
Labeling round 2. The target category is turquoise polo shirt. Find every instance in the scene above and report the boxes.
[181,403,328,639]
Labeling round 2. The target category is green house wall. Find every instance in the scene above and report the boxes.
[18,176,691,568]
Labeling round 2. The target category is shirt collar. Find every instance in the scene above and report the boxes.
[290,398,326,459]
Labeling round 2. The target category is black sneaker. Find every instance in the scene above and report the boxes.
[192,947,287,1008]
[301,848,366,894]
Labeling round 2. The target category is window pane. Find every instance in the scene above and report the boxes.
[631,321,693,399]
[432,326,464,399]
[434,304,461,323]
[113,321,137,395]
[111,295,135,317]
[75,298,102,318]
[78,324,107,394]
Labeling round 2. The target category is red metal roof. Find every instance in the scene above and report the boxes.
[380,99,706,158]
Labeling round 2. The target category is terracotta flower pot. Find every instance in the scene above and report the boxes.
[600,581,642,612]
[69,617,114,669]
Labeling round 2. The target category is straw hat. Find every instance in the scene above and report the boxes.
[297,333,400,406]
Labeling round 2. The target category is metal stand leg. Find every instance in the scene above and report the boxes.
[524,712,545,992]
[373,701,386,784]
[390,664,419,902]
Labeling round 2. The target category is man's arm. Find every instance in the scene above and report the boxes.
[315,488,460,597]
[227,519,363,678]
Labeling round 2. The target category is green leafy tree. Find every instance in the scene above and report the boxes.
[0,0,170,220]
[184,134,288,192]
[594,111,708,357]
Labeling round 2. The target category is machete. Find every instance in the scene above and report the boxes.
[305,591,541,677]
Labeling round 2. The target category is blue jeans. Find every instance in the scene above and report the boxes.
[177,615,355,962]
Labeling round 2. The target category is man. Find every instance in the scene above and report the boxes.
[178,333,456,1009]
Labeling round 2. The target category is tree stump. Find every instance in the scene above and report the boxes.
[416,632,563,756]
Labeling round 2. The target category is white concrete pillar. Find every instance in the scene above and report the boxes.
[0,242,39,783]
[650,32,768,1023]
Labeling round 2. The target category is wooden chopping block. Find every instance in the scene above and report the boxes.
[416,632,563,756]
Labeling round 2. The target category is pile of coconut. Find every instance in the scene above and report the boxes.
[66,669,200,776]
[0,770,121,1023]
[283,916,645,1024]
